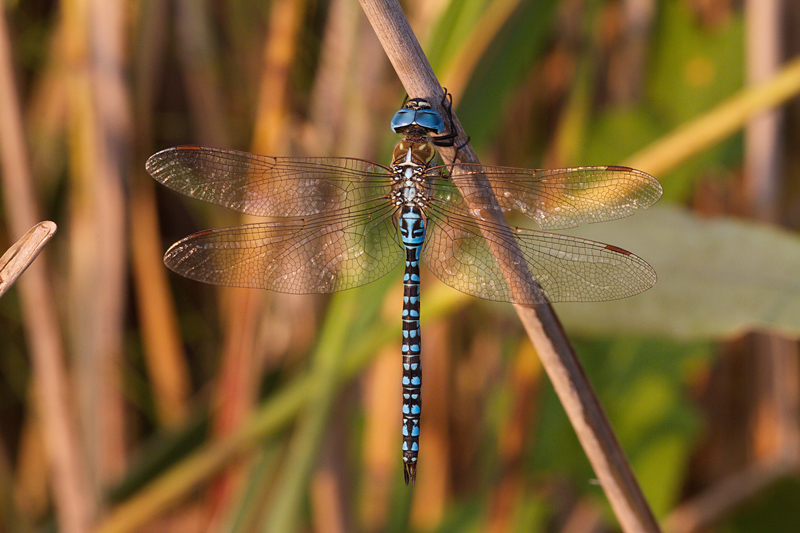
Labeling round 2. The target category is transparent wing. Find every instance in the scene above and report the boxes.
[146,146,393,217]
[422,189,656,304]
[428,163,662,230]
[164,204,403,293]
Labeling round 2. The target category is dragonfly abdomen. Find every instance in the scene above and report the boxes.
[399,205,424,485]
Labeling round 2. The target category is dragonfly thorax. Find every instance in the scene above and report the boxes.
[390,145,431,208]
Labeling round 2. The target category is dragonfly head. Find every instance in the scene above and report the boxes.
[391,98,445,135]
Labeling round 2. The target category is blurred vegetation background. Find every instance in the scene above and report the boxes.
[2,0,800,531]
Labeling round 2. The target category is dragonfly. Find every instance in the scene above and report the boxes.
[146,97,662,485]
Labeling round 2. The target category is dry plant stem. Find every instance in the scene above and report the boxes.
[359,1,660,532]
[130,183,192,425]
[744,0,781,220]
[0,9,95,533]
[0,221,57,298]
[85,0,130,486]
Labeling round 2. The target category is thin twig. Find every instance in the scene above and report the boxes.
[358,1,660,531]
[0,221,57,298]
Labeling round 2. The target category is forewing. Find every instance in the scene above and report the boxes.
[430,164,662,229]
[146,146,392,217]
[164,205,402,293]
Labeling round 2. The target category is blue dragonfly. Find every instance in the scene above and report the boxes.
[146,98,661,485]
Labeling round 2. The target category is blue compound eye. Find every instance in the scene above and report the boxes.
[390,108,416,132]
[390,106,445,134]
[413,109,444,134]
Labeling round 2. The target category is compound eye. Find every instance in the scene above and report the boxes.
[390,109,416,132]
[414,109,444,134]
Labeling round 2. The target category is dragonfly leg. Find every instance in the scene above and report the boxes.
[432,89,458,148]
[433,88,471,172]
